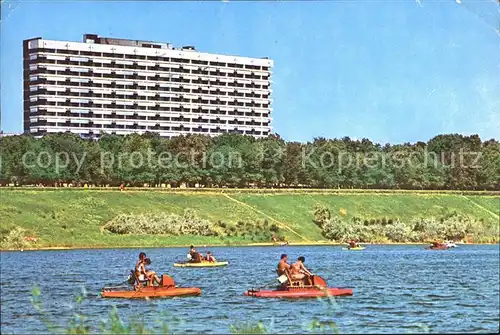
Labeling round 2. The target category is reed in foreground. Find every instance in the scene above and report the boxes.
[28,286,341,334]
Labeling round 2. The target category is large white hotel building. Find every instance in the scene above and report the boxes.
[23,34,273,138]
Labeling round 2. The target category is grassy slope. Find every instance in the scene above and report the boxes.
[1,189,498,248]
[464,196,499,217]
[0,190,268,248]
[231,193,499,240]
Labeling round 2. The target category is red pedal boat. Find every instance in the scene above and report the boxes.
[244,275,353,299]
[101,273,201,299]
[425,243,450,250]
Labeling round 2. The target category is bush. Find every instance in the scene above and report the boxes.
[270,224,280,232]
[356,225,379,242]
[0,227,30,250]
[408,213,483,242]
[103,209,284,242]
[442,213,482,241]
[313,205,330,228]
[103,209,217,236]
[383,221,416,242]
[322,217,354,242]
[314,205,492,243]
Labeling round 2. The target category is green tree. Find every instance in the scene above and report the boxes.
[477,139,500,189]
[0,135,35,185]
[255,135,286,187]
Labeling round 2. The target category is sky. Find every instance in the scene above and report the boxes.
[1,0,499,144]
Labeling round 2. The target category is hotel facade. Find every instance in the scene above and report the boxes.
[23,34,273,138]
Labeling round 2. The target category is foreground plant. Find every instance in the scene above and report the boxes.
[31,287,170,334]
[29,287,343,334]
[230,321,267,334]
[307,318,339,334]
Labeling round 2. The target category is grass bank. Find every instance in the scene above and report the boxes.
[1,189,498,249]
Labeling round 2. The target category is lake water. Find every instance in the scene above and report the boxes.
[1,245,499,334]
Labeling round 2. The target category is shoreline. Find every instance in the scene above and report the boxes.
[3,190,497,252]
[1,241,496,252]
[2,187,499,196]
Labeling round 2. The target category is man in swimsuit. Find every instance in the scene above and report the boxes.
[277,254,290,276]
[290,256,313,286]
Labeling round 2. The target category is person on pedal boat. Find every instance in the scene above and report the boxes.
[189,245,196,258]
[290,256,313,285]
[135,252,147,282]
[135,253,160,286]
[143,258,161,286]
[205,251,216,262]
[277,254,290,276]
[188,245,199,261]
[188,245,204,263]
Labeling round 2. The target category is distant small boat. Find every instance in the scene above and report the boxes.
[342,246,365,251]
[173,261,229,268]
[425,243,450,250]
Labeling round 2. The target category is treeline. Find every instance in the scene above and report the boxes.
[0,132,498,189]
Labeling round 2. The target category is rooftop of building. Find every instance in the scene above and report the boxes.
[83,34,181,51]
[25,34,271,61]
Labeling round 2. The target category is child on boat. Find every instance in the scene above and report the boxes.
[143,258,161,286]
[205,251,216,262]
